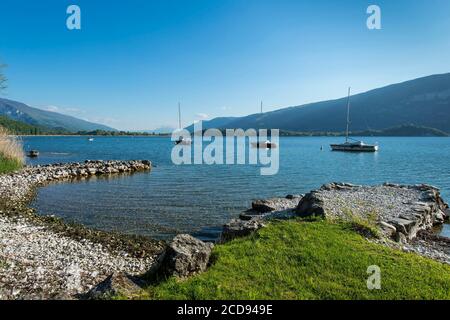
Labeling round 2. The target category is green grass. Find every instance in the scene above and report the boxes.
[145,220,450,300]
[0,154,22,174]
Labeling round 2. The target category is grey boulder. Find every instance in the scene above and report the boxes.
[163,234,214,278]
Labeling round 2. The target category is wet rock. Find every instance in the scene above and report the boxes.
[162,234,214,278]
[239,210,264,221]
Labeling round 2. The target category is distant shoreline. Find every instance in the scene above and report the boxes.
[17,134,172,137]
[16,134,450,138]
[11,124,450,138]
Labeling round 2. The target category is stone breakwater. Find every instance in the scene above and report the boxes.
[220,183,449,264]
[0,160,151,206]
[221,195,302,242]
[296,182,448,241]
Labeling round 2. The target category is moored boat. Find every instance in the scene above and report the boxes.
[27,150,39,158]
[330,141,378,152]
[175,102,192,145]
[330,87,379,153]
[251,140,277,149]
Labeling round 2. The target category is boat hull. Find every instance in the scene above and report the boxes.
[27,151,39,158]
[330,144,378,152]
[251,142,277,149]
[175,139,192,145]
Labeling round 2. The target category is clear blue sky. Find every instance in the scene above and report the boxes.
[1,0,449,130]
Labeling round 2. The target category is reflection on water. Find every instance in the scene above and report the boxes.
[25,136,450,240]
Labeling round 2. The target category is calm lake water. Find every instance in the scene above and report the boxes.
[23,136,450,240]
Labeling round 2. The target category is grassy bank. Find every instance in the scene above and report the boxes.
[145,219,450,300]
[0,127,24,174]
[0,155,22,174]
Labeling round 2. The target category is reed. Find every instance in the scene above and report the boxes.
[0,126,24,173]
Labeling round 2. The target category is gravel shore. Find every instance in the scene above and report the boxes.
[0,160,165,300]
[0,215,161,299]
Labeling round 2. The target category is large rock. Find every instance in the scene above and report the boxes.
[296,191,325,217]
[220,218,266,242]
[87,272,144,300]
[251,197,301,214]
[162,234,214,278]
[251,199,278,213]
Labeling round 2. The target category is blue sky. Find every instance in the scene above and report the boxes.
[1,0,449,130]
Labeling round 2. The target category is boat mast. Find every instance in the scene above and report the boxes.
[260,101,263,114]
[345,87,351,142]
[178,102,181,129]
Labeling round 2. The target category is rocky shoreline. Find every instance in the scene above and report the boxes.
[222,183,450,264]
[0,160,167,299]
[1,163,450,299]
[0,214,164,299]
[0,160,151,208]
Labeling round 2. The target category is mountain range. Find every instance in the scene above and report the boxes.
[1,73,450,135]
[0,98,116,132]
[189,73,450,134]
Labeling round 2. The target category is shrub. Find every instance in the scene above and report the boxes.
[0,126,24,173]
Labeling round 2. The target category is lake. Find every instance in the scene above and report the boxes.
[22,136,450,240]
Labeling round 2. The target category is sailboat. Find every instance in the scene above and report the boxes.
[251,101,278,149]
[330,88,379,152]
[175,102,191,145]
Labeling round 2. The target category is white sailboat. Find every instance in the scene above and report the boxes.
[175,102,191,145]
[330,88,379,152]
[251,101,278,149]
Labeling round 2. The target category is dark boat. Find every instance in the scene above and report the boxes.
[330,140,379,152]
[27,150,39,158]
[251,140,277,149]
[175,137,192,145]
